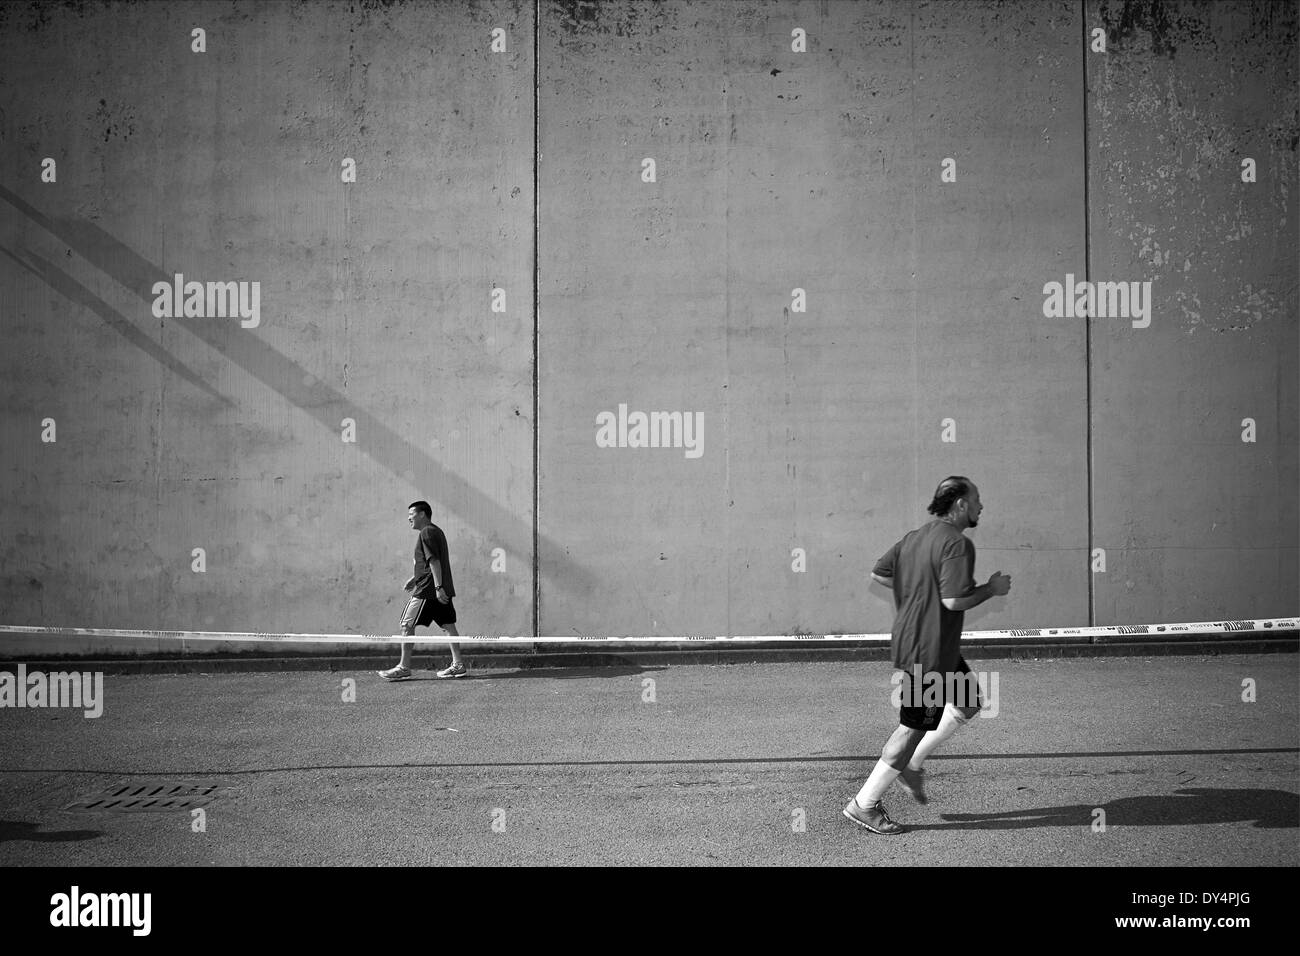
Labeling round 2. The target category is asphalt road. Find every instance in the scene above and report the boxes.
[1,654,1296,866]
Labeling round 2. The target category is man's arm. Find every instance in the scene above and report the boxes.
[871,541,898,591]
[418,528,449,600]
[418,528,454,600]
[942,571,1011,611]
[425,554,450,603]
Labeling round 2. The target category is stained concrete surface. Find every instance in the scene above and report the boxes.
[1089,0,1299,624]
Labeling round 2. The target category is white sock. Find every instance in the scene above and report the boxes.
[908,703,970,770]
[855,761,901,807]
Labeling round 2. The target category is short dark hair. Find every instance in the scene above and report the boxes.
[927,477,972,516]
[407,500,432,518]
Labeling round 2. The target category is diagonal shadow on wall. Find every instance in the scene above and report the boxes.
[0,246,232,407]
[0,184,596,612]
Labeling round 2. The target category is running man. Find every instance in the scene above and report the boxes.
[844,476,1011,834]
[377,500,467,681]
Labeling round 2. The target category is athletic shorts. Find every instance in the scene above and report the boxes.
[400,594,457,632]
[898,656,982,730]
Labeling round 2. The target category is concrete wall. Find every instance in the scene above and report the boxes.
[539,0,1090,636]
[0,0,537,653]
[1089,0,1299,623]
[0,0,1294,654]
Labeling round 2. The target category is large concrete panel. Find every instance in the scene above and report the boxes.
[2,0,1293,656]
[539,0,1090,636]
[1088,0,1299,623]
[0,0,536,649]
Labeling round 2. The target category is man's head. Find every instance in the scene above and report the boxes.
[407,500,432,530]
[927,476,982,529]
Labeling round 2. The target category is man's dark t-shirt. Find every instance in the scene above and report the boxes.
[873,519,975,673]
[411,524,456,600]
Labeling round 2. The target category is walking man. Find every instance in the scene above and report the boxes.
[377,500,468,681]
[844,476,1011,834]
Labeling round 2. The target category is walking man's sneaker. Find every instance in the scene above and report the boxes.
[377,665,413,682]
[898,765,928,804]
[843,798,906,835]
[436,661,468,679]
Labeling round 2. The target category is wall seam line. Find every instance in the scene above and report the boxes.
[1083,0,1095,628]
[532,0,541,641]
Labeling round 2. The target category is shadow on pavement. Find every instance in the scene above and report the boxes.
[482,665,666,680]
[372,665,665,681]
[0,820,103,843]
[915,787,1299,831]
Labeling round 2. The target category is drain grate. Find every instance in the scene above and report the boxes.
[64,781,226,813]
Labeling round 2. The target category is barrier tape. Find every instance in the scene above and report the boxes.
[0,618,1295,646]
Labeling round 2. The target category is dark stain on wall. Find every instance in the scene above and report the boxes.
[1,0,111,33]
[554,0,602,35]
[1099,0,1298,62]
[93,97,136,143]
[552,0,664,39]
[1103,0,1184,59]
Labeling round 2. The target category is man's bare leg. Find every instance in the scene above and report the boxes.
[436,624,467,677]
[856,724,926,806]
[844,724,926,834]
[378,627,418,681]
[444,624,462,665]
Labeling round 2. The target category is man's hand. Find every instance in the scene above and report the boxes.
[435,586,450,605]
[943,572,1011,611]
[403,576,416,591]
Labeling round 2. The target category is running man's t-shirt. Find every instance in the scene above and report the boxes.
[411,524,456,599]
[873,519,975,673]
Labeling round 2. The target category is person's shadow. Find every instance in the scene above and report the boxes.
[0,820,103,843]
[485,664,666,680]
[910,788,1298,830]
[394,664,664,681]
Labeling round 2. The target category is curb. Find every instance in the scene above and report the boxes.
[0,632,1293,674]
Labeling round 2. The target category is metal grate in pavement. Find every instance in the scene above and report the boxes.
[63,782,226,813]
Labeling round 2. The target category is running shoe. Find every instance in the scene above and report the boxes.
[377,665,413,682]
[436,661,468,679]
[843,798,906,834]
[898,765,928,804]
